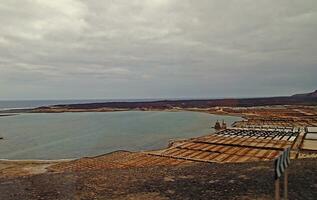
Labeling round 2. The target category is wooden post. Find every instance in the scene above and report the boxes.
[275,178,280,200]
[284,169,288,200]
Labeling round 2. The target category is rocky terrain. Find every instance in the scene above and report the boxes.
[0,158,316,200]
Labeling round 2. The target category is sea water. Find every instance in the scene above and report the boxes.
[0,111,241,160]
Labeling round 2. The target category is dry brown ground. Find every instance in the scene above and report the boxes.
[0,160,71,179]
[0,156,316,200]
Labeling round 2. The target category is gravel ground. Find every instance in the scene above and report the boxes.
[0,159,316,200]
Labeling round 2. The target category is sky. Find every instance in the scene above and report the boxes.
[0,0,316,100]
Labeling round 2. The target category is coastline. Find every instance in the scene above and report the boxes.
[0,158,74,163]
[0,104,316,197]
[0,114,18,117]
[1,104,316,169]
[2,103,316,163]
[0,107,245,119]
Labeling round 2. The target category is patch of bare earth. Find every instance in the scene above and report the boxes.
[0,157,316,200]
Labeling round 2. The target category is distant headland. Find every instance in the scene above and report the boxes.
[2,90,316,114]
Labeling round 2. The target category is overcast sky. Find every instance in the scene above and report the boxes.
[0,0,316,100]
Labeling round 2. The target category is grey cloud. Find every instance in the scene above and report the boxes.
[0,0,316,99]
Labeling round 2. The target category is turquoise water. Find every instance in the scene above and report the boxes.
[0,111,241,160]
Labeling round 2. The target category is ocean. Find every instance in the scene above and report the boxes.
[0,111,241,160]
[0,99,162,110]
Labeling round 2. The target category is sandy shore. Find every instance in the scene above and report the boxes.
[0,159,73,178]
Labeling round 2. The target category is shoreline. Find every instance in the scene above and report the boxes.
[0,105,316,185]
[0,114,18,117]
[0,107,245,118]
[1,105,316,163]
[0,158,74,163]
[0,150,136,163]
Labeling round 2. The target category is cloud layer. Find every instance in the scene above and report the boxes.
[1,0,316,99]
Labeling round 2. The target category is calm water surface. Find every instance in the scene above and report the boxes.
[0,111,241,160]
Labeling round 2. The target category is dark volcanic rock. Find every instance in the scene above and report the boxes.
[37,95,317,110]
[1,91,317,114]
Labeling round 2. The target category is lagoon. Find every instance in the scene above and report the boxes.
[0,111,241,160]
